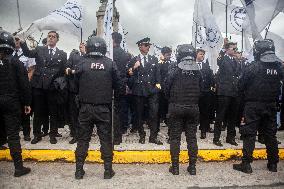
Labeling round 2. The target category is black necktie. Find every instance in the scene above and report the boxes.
[49,49,53,60]
[14,50,19,58]
[143,56,147,67]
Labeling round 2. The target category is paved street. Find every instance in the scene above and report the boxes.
[0,161,283,189]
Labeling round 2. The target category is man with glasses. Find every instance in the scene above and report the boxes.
[127,37,163,145]
[20,31,67,144]
[213,42,241,146]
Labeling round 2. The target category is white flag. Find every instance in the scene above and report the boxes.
[193,0,223,72]
[103,0,114,60]
[153,44,162,60]
[118,21,128,52]
[212,0,247,35]
[21,0,82,39]
[241,0,284,41]
[266,32,284,61]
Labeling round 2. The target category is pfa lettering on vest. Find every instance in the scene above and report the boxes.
[91,63,105,70]
[266,69,278,75]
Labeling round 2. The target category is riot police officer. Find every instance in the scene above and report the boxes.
[233,39,283,173]
[66,36,122,179]
[0,29,31,177]
[165,44,201,175]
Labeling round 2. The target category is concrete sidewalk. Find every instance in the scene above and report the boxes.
[0,124,283,163]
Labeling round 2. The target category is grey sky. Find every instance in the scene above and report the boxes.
[0,0,283,55]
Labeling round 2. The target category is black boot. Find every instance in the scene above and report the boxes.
[187,163,196,175]
[267,163,277,172]
[75,162,85,179]
[104,161,115,179]
[233,162,252,174]
[13,157,31,177]
[200,132,206,139]
[139,136,145,144]
[169,158,179,175]
[14,166,31,177]
[113,137,122,145]
[11,151,31,177]
[69,138,77,144]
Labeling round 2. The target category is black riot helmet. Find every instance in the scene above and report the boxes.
[176,44,196,63]
[253,39,275,60]
[176,44,199,71]
[86,36,107,57]
[0,30,15,55]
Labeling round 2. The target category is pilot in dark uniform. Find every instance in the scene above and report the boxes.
[127,37,163,145]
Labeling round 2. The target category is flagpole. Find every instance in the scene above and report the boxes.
[264,22,272,39]
[211,0,213,13]
[241,29,244,52]
[225,0,228,38]
[195,22,198,49]
[16,0,23,30]
[80,28,83,43]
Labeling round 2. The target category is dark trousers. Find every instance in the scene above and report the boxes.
[68,93,79,139]
[158,92,168,121]
[133,94,159,140]
[75,104,113,163]
[21,107,31,137]
[0,97,24,168]
[240,102,279,164]
[113,95,133,141]
[32,88,58,138]
[199,92,213,133]
[41,115,49,134]
[168,103,199,164]
[214,96,238,141]
[0,115,7,145]
[158,92,169,136]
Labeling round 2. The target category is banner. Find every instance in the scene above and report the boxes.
[118,21,128,52]
[193,0,223,72]
[103,0,114,60]
[20,0,82,39]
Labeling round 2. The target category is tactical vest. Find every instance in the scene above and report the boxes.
[245,61,282,102]
[0,57,18,96]
[169,69,201,105]
[78,56,113,105]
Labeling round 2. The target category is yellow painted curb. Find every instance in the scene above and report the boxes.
[0,149,283,163]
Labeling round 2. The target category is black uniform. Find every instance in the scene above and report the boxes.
[0,55,31,171]
[113,46,131,144]
[13,48,33,140]
[74,54,122,178]
[158,59,171,122]
[66,49,84,142]
[20,42,67,141]
[233,39,283,173]
[128,54,161,143]
[198,60,215,136]
[238,61,282,165]
[214,54,241,145]
[166,65,201,169]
